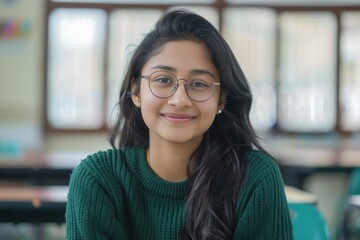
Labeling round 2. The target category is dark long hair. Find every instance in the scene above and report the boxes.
[109,9,265,239]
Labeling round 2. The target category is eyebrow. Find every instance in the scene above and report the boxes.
[151,65,215,77]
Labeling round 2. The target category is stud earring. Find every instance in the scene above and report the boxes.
[217,109,222,114]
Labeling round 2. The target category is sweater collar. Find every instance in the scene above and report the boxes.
[130,146,189,201]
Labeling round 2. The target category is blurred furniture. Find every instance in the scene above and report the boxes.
[272,148,360,189]
[342,168,360,239]
[0,151,85,185]
[285,185,317,204]
[0,182,309,224]
[348,196,360,209]
[288,203,331,240]
[0,184,68,223]
[348,168,360,196]
[1,148,359,188]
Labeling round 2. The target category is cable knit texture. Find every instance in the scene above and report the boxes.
[66,146,293,239]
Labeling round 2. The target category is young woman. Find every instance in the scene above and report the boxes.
[66,9,293,240]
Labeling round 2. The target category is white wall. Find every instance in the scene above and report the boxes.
[0,0,109,153]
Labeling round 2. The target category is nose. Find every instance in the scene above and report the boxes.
[167,79,192,108]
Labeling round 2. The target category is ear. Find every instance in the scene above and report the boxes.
[131,80,141,108]
[218,103,225,111]
[132,94,141,108]
[218,91,227,111]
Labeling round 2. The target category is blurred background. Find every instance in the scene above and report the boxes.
[0,0,360,239]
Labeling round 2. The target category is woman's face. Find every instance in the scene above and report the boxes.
[132,40,222,147]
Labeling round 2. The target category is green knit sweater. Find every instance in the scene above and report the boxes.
[66,146,293,239]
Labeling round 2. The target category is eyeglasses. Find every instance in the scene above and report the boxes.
[141,70,220,102]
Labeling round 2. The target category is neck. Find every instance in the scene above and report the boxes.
[147,139,201,182]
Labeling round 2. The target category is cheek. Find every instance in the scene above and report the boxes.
[198,101,219,123]
[207,94,221,113]
[139,83,162,119]
[139,83,160,106]
[202,99,221,126]
[138,82,152,104]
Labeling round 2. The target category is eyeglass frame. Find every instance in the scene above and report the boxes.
[140,70,221,102]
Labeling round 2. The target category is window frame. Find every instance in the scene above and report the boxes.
[44,0,360,134]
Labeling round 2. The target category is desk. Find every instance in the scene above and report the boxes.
[349,195,360,209]
[3,148,359,188]
[271,148,360,189]
[0,151,85,185]
[342,195,360,239]
[0,184,311,224]
[0,185,68,223]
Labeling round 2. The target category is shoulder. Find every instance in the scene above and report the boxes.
[236,149,286,210]
[241,150,284,197]
[70,146,146,184]
[245,150,280,178]
[234,150,293,239]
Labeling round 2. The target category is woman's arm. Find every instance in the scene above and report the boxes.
[66,160,129,240]
[233,154,294,239]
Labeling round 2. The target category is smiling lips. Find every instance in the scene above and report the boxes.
[161,113,196,123]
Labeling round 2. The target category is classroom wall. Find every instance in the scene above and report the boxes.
[0,0,109,153]
[0,1,355,238]
[0,0,43,152]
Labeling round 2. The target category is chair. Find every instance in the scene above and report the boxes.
[348,168,360,196]
[288,203,331,240]
[342,168,360,239]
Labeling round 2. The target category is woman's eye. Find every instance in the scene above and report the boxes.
[190,81,209,88]
[156,77,173,84]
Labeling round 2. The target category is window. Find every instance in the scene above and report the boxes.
[222,8,277,132]
[340,11,360,132]
[278,12,337,132]
[47,8,106,129]
[106,9,163,125]
[45,1,360,134]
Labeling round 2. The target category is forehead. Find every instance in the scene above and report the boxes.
[142,40,218,77]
